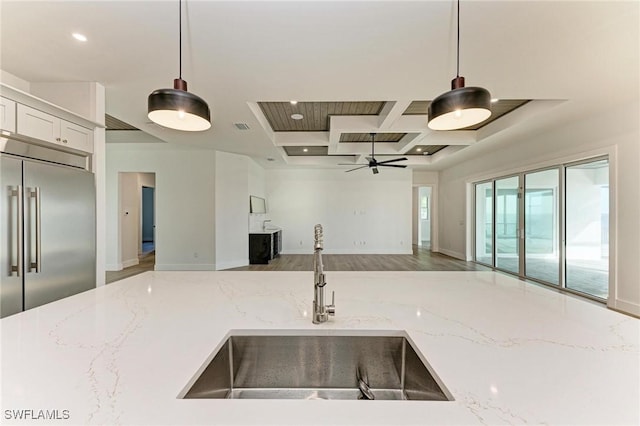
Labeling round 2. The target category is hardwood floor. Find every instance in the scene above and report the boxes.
[106,246,488,284]
[226,245,490,272]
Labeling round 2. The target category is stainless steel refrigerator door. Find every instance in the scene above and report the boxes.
[23,159,95,310]
[0,154,24,317]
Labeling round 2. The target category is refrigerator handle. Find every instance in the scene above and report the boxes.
[11,185,24,277]
[28,187,42,273]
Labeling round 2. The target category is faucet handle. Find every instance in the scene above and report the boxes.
[327,291,336,316]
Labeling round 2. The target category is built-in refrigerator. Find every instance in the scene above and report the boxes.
[1,138,95,318]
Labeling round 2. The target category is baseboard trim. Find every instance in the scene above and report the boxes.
[437,248,466,261]
[281,248,413,255]
[154,264,216,271]
[122,258,139,269]
[105,263,123,272]
[216,259,249,270]
[611,299,640,318]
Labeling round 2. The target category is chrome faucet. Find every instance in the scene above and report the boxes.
[312,224,335,324]
[262,219,271,231]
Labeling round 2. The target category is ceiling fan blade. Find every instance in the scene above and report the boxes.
[378,164,407,168]
[345,165,369,172]
[377,157,408,164]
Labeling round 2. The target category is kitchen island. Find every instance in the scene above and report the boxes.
[1,271,638,425]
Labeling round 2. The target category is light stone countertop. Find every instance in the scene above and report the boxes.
[249,227,281,235]
[0,271,638,425]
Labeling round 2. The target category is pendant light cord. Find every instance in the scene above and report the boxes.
[179,0,182,80]
[456,0,460,78]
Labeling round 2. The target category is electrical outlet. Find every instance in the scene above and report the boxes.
[299,240,303,246]
[193,252,199,258]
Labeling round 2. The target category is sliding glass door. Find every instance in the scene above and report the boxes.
[473,157,609,301]
[475,182,493,266]
[524,169,559,285]
[495,176,519,274]
[565,159,609,299]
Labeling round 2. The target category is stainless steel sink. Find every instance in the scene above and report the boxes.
[181,331,452,401]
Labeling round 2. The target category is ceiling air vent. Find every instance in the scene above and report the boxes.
[234,123,250,130]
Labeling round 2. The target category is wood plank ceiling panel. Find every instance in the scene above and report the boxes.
[105,114,138,130]
[283,146,329,156]
[258,101,385,131]
[339,133,406,143]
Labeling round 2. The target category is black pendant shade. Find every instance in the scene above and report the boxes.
[428,76,491,130]
[148,78,211,132]
[427,0,491,131]
[147,0,211,132]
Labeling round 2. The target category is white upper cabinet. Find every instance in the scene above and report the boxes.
[17,103,60,142]
[0,96,17,133]
[60,120,93,153]
[17,104,93,153]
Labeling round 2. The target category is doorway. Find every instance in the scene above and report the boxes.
[142,186,155,253]
[417,187,432,249]
[106,172,156,284]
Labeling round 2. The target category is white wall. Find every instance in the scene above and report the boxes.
[215,152,251,270]
[106,143,216,271]
[266,168,412,254]
[437,101,640,316]
[247,158,269,233]
[119,173,140,268]
[412,187,419,245]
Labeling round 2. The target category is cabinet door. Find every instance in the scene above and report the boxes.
[60,120,93,153]
[0,97,16,133]
[17,104,60,144]
[249,234,271,264]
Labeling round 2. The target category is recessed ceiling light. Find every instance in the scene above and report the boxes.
[491,98,499,103]
[290,100,298,105]
[291,113,303,120]
[303,148,309,152]
[72,33,87,42]
[422,151,429,155]
[267,157,275,162]
[416,148,422,152]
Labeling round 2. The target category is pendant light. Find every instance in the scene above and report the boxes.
[428,0,491,131]
[148,0,211,131]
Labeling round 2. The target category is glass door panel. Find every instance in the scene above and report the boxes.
[565,160,609,299]
[475,182,493,265]
[524,169,559,284]
[495,176,519,274]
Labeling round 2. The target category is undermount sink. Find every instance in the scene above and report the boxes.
[181,331,452,401]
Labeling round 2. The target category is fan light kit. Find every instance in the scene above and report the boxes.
[148,0,211,131]
[428,0,491,131]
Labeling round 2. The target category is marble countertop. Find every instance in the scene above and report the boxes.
[249,227,281,234]
[1,271,638,425]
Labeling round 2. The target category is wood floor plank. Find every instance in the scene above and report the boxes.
[106,246,489,285]
[227,246,489,272]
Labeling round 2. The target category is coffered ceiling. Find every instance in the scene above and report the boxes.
[1,1,637,171]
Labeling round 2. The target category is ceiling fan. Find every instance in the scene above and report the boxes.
[339,133,408,174]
